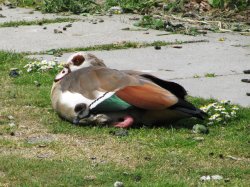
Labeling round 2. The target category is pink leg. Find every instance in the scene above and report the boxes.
[113,116,134,128]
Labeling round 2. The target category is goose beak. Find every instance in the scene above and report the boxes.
[54,67,71,82]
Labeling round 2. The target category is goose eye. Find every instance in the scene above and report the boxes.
[72,55,85,66]
[62,70,65,73]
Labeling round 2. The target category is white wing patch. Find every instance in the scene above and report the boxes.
[60,91,115,110]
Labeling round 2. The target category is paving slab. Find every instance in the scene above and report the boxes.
[175,75,250,107]
[0,13,208,52]
[0,5,62,23]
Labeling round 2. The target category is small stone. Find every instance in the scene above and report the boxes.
[38,21,43,26]
[99,19,104,23]
[219,154,224,159]
[109,129,129,137]
[247,93,250,96]
[193,137,204,141]
[9,68,20,78]
[92,22,97,24]
[43,26,47,30]
[144,32,149,34]
[192,124,209,134]
[38,144,47,148]
[0,7,2,11]
[154,46,161,50]
[241,79,250,83]
[10,132,15,136]
[209,152,214,156]
[200,175,211,181]
[172,45,182,49]
[65,23,72,28]
[211,175,223,180]
[7,115,14,120]
[0,13,6,18]
[134,175,142,182]
[114,181,124,187]
[90,156,96,160]
[34,81,41,87]
[84,175,97,181]
[243,70,250,74]
[8,122,15,127]
[54,29,62,34]
[200,175,223,181]
[63,27,67,31]
[144,156,151,161]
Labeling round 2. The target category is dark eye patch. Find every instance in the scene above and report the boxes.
[72,55,85,66]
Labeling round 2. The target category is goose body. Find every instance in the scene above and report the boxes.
[51,65,206,127]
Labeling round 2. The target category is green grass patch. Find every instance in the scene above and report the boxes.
[205,73,217,78]
[0,17,77,28]
[31,39,208,56]
[0,50,249,186]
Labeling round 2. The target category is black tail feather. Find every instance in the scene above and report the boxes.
[170,99,207,119]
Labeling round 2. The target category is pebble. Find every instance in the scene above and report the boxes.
[54,29,62,34]
[241,79,250,83]
[8,122,15,127]
[247,93,250,96]
[63,27,67,31]
[243,70,250,74]
[192,124,209,134]
[10,132,15,136]
[109,129,129,137]
[0,7,2,11]
[84,175,97,181]
[99,19,104,23]
[7,115,14,120]
[154,46,161,50]
[34,81,41,87]
[193,137,204,141]
[200,175,223,181]
[114,181,124,187]
[172,45,182,49]
[65,23,72,28]
[9,68,20,78]
[43,26,47,30]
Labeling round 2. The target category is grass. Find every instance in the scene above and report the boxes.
[205,73,217,78]
[31,39,209,56]
[0,50,250,186]
[0,17,77,28]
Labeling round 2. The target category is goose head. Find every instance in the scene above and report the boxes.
[54,52,106,82]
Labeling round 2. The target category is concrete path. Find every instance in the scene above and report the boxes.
[0,6,62,23]
[0,5,249,106]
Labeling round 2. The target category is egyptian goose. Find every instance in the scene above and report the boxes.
[51,52,206,128]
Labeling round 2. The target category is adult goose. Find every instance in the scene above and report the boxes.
[51,52,206,128]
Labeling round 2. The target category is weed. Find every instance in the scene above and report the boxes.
[29,40,208,56]
[205,73,216,78]
[0,18,77,28]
